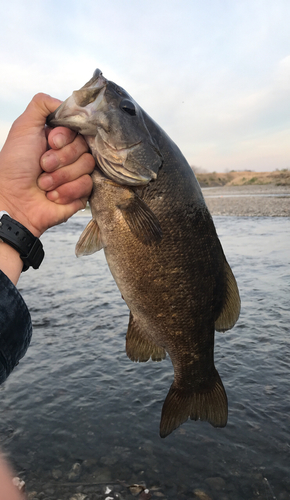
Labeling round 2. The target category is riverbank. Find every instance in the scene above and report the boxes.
[202,184,290,217]
[196,169,290,187]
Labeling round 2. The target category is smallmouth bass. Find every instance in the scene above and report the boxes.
[47,70,240,437]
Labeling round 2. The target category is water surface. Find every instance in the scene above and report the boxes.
[0,216,289,499]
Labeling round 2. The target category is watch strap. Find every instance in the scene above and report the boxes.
[0,214,44,271]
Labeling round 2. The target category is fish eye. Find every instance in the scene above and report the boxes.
[120,99,136,116]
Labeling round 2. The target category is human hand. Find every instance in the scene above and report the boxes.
[0,93,95,238]
[0,455,24,500]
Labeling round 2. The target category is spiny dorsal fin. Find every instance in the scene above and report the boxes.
[126,312,166,362]
[215,260,241,332]
[75,219,103,257]
[117,195,162,246]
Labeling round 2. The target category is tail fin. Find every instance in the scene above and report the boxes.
[160,370,228,438]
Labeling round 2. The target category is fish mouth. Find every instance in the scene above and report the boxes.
[46,69,107,132]
[46,86,107,133]
[46,68,162,186]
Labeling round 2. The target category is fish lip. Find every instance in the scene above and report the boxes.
[46,111,57,126]
[46,75,107,128]
[47,104,97,128]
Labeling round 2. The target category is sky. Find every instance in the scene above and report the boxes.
[1,0,290,172]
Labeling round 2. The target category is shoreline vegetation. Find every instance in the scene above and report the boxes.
[193,169,290,187]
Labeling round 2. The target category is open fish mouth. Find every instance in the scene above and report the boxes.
[46,68,163,187]
[46,69,107,133]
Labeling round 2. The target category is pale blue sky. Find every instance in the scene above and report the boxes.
[1,0,290,171]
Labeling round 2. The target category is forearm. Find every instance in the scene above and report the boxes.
[0,242,23,285]
[0,269,32,384]
[0,93,94,388]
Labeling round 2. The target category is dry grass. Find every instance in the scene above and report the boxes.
[194,169,290,187]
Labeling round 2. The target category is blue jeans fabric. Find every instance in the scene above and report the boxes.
[0,270,32,384]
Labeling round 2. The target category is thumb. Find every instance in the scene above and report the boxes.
[18,93,63,129]
[2,93,63,152]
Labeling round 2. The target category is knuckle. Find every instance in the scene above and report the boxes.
[75,134,89,151]
[58,145,78,165]
[81,152,96,171]
[32,92,48,103]
[53,168,70,186]
[82,174,94,193]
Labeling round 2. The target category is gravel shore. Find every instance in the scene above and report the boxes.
[202,184,290,217]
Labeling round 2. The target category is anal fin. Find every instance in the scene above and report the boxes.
[126,312,166,362]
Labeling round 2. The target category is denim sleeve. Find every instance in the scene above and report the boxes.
[0,269,32,384]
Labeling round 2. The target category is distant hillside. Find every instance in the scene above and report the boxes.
[194,169,290,187]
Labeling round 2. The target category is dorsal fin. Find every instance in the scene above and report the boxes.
[215,260,241,332]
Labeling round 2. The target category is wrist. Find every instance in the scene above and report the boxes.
[0,240,23,285]
[0,196,42,238]
[0,213,45,274]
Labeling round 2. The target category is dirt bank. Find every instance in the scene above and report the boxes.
[202,184,290,217]
[195,169,290,187]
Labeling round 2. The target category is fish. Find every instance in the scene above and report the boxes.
[47,69,240,438]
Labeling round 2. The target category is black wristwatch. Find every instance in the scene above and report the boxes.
[0,212,44,272]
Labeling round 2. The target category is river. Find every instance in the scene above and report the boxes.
[0,214,289,500]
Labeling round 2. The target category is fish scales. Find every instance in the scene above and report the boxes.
[47,69,240,437]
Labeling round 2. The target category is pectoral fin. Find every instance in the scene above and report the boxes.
[215,260,241,332]
[117,195,162,245]
[75,219,103,257]
[126,313,166,362]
